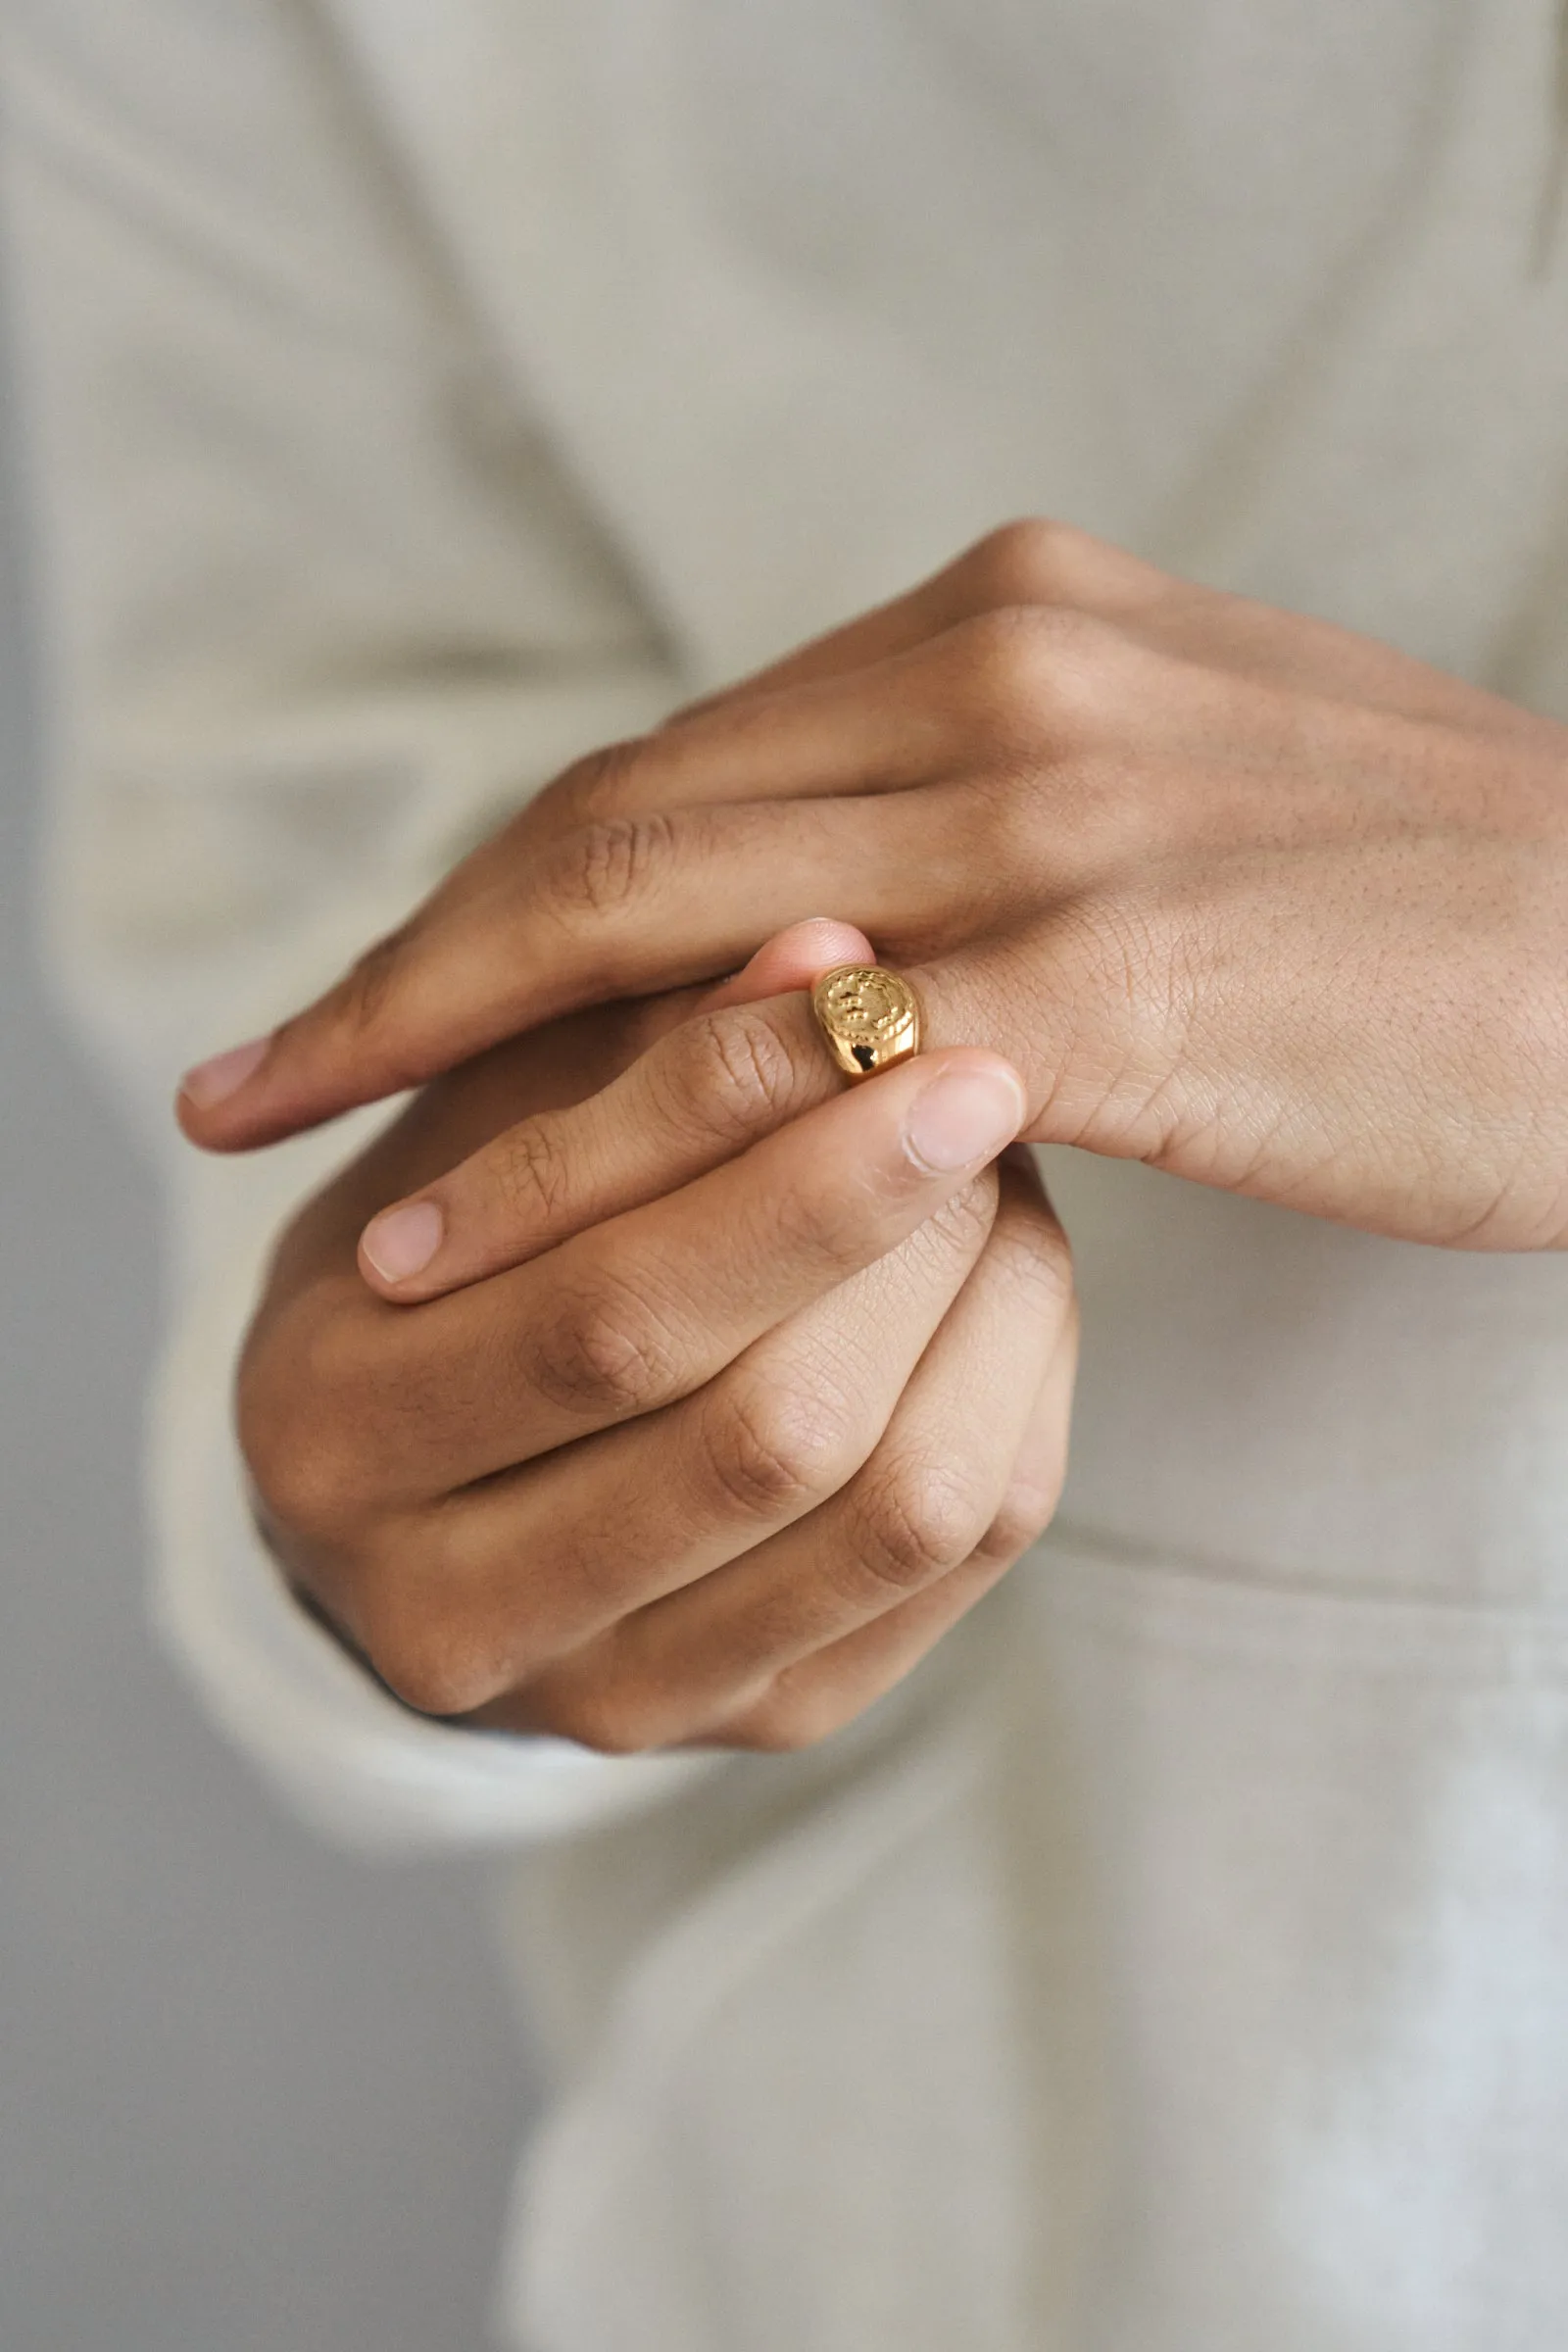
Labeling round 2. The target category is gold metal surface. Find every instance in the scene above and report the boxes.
[810,963,923,1081]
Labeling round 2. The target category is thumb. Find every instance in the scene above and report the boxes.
[698,916,875,1012]
[619,916,875,1055]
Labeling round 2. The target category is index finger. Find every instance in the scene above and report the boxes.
[177,783,955,1151]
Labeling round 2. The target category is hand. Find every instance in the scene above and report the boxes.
[182,520,1568,1252]
[236,926,1075,1750]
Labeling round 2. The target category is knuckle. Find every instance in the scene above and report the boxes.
[962,515,1078,609]
[856,1458,988,1593]
[1037,606,1144,727]
[960,516,1142,614]
[721,1684,840,1754]
[237,1324,373,1539]
[991,1201,1076,1316]
[522,1671,667,1757]
[952,604,1127,743]
[769,1170,879,1272]
[254,928,414,1078]
[529,1273,682,1421]
[950,606,1060,733]
[662,1004,805,1147]
[328,922,415,1043]
[361,1574,511,1721]
[974,1475,1062,1570]
[486,1115,570,1228]
[244,1424,357,1541]
[550,735,651,824]
[873,1172,999,1294]
[699,1375,855,1521]
[549,808,678,923]
[368,1630,506,1722]
[915,1170,1001,1258]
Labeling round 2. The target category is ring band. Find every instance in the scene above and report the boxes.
[810,963,923,1082]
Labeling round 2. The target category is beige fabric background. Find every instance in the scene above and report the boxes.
[8,3,1568,2346]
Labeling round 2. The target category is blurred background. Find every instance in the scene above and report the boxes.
[0,290,533,2351]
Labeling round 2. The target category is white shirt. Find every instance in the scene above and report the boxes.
[5,2,1568,2343]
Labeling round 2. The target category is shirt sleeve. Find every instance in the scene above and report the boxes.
[0,0,723,1849]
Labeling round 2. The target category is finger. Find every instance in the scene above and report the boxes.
[178,782,978,1152]
[674,517,1534,744]
[524,1155,1073,1748]
[178,590,1148,1156]
[333,1042,1028,1495]
[174,637,982,1152]
[358,923,1090,1302]
[693,915,875,1014]
[668,518,1166,714]
[548,634,973,823]
[362,921,1100,1307]
[357,1177,996,1712]
[174,541,1177,1156]
[357,916,874,1300]
[699,1268,1079,1751]
[180,570,1167,1154]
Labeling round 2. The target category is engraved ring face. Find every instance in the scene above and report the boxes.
[810,964,922,1080]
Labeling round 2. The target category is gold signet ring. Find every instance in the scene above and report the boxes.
[810,963,923,1082]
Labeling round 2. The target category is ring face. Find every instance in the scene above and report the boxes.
[811,963,922,1080]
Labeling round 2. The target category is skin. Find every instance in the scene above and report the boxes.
[187,519,1568,1250]
[186,516,1568,1748]
[237,919,1077,1746]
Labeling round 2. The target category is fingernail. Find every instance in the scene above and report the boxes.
[179,1034,270,1107]
[361,1200,444,1284]
[904,1064,1025,1173]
